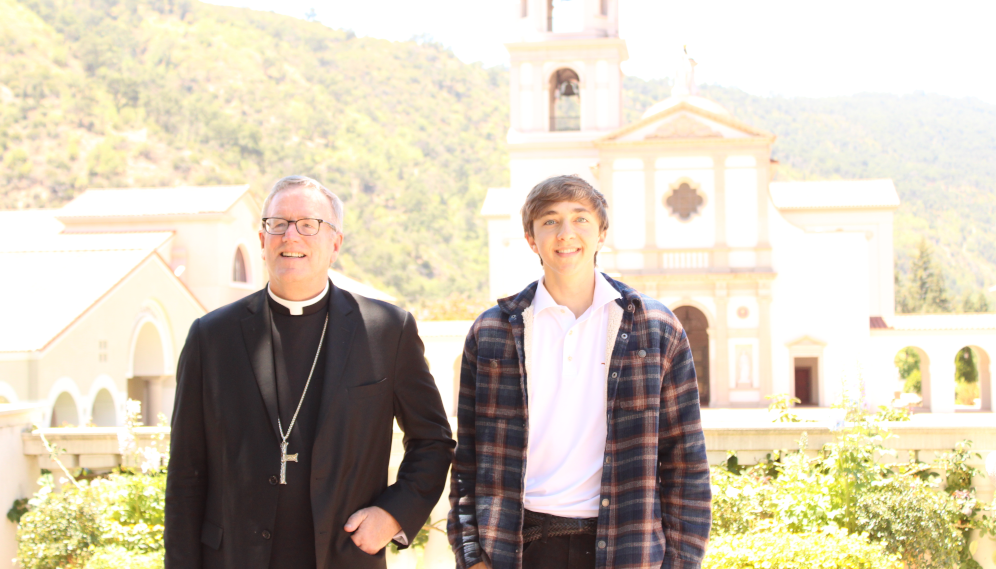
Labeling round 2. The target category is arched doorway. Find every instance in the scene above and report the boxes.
[673,306,709,406]
[549,68,580,131]
[894,346,930,411]
[91,388,117,427]
[130,321,166,426]
[51,392,79,427]
[955,346,990,411]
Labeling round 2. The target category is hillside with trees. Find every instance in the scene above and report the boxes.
[1,0,993,309]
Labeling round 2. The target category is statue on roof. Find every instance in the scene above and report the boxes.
[671,45,698,97]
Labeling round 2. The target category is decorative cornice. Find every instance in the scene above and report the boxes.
[596,100,776,145]
[596,136,773,149]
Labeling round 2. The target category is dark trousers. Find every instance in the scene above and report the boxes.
[522,533,597,569]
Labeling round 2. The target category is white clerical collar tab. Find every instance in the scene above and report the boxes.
[268,281,329,316]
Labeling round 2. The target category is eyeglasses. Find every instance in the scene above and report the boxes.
[261,218,338,236]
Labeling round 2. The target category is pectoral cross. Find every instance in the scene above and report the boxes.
[279,441,298,485]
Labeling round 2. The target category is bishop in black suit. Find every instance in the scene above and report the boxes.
[165,175,455,569]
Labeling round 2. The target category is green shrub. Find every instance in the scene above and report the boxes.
[16,484,103,569]
[84,545,163,569]
[709,425,996,568]
[16,471,165,569]
[703,529,902,569]
[857,474,963,569]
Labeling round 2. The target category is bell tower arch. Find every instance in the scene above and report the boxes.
[507,0,627,135]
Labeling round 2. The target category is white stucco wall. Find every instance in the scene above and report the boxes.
[769,203,872,407]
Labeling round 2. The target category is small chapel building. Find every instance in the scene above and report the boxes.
[482,0,996,412]
[0,186,394,427]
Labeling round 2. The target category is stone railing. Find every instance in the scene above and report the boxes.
[6,410,996,568]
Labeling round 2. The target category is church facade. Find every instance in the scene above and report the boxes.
[482,0,996,412]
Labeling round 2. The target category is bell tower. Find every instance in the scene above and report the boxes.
[507,0,627,135]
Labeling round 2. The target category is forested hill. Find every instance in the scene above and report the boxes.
[0,0,509,302]
[2,0,994,306]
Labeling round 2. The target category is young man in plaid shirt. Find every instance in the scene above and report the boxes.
[448,175,712,569]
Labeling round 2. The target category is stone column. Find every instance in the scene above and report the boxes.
[758,281,773,405]
[713,156,728,271]
[145,377,163,426]
[930,351,956,413]
[643,158,658,270]
[713,281,730,406]
[756,152,772,269]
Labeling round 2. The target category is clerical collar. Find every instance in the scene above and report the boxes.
[267,281,330,316]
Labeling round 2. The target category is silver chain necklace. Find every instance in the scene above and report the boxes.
[276,313,329,485]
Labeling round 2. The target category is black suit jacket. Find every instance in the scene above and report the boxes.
[165,283,454,569]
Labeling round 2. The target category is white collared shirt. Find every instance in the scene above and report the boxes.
[267,281,329,315]
[523,271,622,518]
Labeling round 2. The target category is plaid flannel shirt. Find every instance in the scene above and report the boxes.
[448,275,712,569]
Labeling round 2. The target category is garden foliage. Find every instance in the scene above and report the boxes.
[709,419,996,569]
[16,470,165,569]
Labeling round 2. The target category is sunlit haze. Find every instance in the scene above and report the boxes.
[202,0,996,103]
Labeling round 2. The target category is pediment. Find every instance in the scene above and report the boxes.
[785,335,827,348]
[597,101,775,147]
[645,115,722,140]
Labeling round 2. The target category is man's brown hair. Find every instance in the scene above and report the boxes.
[521,175,609,264]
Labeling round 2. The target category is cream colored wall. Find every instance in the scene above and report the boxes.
[30,256,204,426]
[64,195,264,313]
[768,203,872,407]
[0,359,30,402]
[780,208,895,320]
[169,198,263,311]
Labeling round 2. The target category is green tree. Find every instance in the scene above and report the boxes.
[962,291,991,313]
[894,347,922,394]
[954,347,979,406]
[898,239,951,313]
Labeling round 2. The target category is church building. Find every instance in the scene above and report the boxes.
[482,0,995,412]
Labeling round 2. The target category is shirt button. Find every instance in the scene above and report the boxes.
[598,540,606,549]
[621,333,628,340]
[638,349,647,357]
[604,456,611,464]
[569,330,573,335]
[269,475,278,485]
[560,309,565,314]
[568,356,573,361]
[262,530,272,540]
[491,360,498,368]
[627,304,634,312]
[602,499,610,507]
[611,372,618,378]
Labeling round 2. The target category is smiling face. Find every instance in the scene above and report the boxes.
[525,200,606,284]
[258,184,343,301]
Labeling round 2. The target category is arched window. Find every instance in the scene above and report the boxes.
[233,247,248,283]
[51,392,79,427]
[549,68,580,131]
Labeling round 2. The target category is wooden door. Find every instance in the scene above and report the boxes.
[794,368,811,405]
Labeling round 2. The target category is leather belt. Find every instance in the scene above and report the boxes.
[522,510,598,544]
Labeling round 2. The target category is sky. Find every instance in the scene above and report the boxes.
[203,0,996,104]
